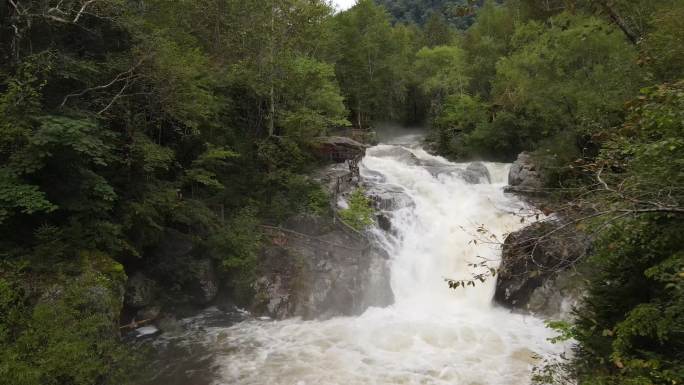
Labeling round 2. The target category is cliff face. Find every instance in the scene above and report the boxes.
[251,161,394,320]
[494,220,590,319]
[495,152,590,319]
[254,216,392,320]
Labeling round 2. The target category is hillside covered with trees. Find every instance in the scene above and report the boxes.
[1,0,683,384]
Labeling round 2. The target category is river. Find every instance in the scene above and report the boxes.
[146,133,565,385]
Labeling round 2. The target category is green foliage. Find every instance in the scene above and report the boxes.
[0,1,356,382]
[183,145,239,192]
[0,262,139,385]
[415,45,469,97]
[339,189,375,231]
[604,82,684,185]
[278,56,350,138]
[208,208,262,303]
[211,208,261,271]
[462,0,515,97]
[429,7,642,161]
[493,13,640,147]
[423,12,455,47]
[330,0,415,126]
[569,216,684,385]
[640,4,684,82]
[373,0,479,29]
[0,170,57,224]
[430,94,489,156]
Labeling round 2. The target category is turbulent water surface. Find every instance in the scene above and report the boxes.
[148,133,565,385]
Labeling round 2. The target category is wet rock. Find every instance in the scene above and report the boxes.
[377,214,392,232]
[495,220,590,318]
[365,185,413,211]
[125,271,157,308]
[370,146,420,165]
[507,152,543,191]
[464,162,492,184]
[254,215,392,320]
[526,269,584,319]
[423,165,461,178]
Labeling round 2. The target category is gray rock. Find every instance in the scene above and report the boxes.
[377,213,392,232]
[494,220,590,318]
[125,272,157,308]
[464,162,492,184]
[370,146,420,165]
[508,152,543,190]
[254,215,392,320]
[365,184,413,211]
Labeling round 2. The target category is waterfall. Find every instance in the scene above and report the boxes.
[155,137,566,385]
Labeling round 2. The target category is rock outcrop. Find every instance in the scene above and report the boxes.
[464,161,492,184]
[507,152,543,192]
[494,220,590,319]
[254,217,393,320]
[314,136,368,163]
[254,163,392,320]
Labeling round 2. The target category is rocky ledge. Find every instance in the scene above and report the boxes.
[504,152,545,195]
[494,220,590,319]
[496,152,590,319]
[252,163,393,320]
[254,214,392,320]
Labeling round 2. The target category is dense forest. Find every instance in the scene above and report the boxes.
[1,0,683,384]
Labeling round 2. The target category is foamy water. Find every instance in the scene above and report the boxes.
[165,140,565,385]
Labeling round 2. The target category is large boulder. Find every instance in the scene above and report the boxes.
[254,216,392,320]
[507,152,543,191]
[369,146,420,165]
[495,220,590,318]
[463,162,492,184]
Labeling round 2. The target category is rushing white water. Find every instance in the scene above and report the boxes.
[174,139,565,385]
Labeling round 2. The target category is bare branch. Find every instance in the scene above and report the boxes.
[60,57,146,108]
[73,0,97,23]
[97,76,134,115]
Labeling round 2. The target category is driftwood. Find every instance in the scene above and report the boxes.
[119,317,154,330]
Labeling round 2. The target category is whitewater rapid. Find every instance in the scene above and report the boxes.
[153,139,566,385]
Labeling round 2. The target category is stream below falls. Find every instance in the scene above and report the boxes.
[146,134,567,385]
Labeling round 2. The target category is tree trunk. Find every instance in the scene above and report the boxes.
[598,0,638,44]
[268,2,276,136]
